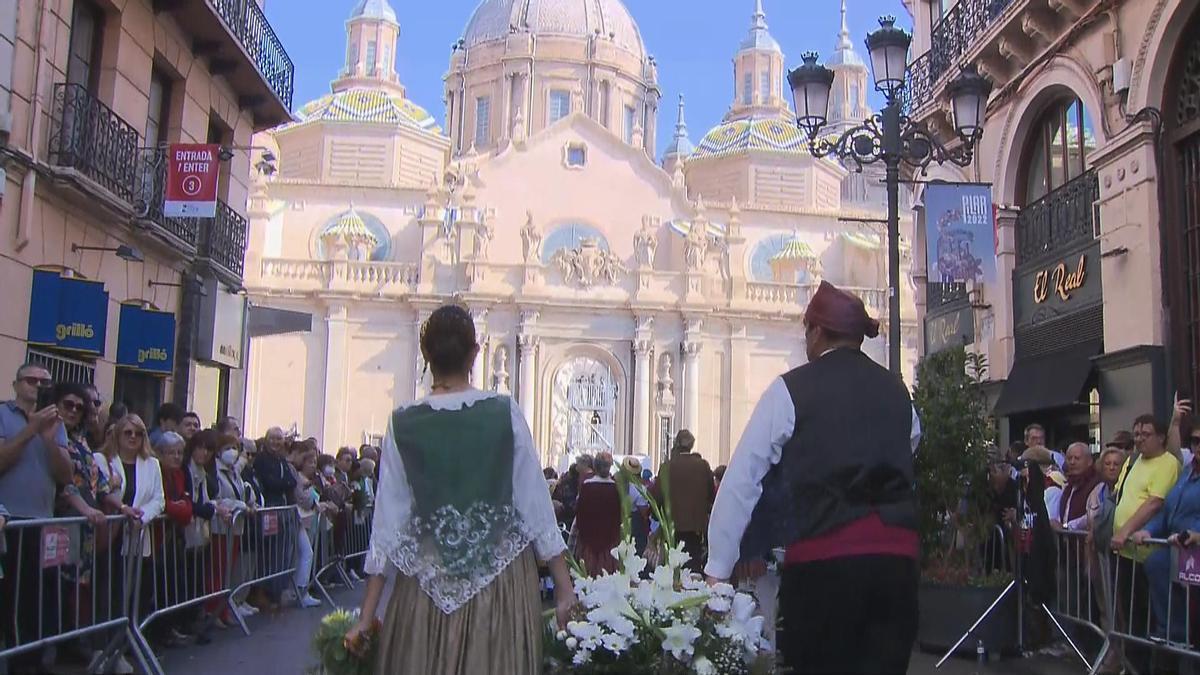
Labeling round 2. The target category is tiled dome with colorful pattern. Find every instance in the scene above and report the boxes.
[769,239,816,262]
[290,87,441,133]
[691,117,812,160]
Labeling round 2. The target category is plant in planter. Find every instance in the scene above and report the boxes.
[912,346,1014,654]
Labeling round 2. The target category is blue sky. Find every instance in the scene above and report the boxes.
[264,0,911,158]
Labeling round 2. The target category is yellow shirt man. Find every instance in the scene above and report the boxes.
[1114,452,1181,561]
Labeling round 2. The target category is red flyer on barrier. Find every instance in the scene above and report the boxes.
[262,513,279,536]
[41,525,71,568]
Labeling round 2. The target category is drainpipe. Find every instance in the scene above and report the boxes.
[15,0,52,252]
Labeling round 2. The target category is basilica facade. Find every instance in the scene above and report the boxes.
[242,0,918,468]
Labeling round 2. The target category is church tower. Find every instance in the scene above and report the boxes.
[662,95,695,175]
[332,0,404,95]
[825,0,869,136]
[725,0,788,122]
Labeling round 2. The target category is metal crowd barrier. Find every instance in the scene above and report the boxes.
[1094,537,1200,675]
[309,506,373,604]
[0,514,154,674]
[226,505,301,635]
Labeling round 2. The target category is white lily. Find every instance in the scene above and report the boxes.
[661,621,702,660]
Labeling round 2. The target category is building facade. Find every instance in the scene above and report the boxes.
[0,0,293,425]
[907,0,1200,447]
[243,0,919,469]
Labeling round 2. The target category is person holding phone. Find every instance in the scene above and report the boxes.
[0,362,73,669]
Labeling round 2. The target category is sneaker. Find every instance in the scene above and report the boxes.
[235,604,256,619]
[348,570,363,583]
[242,602,260,615]
[113,655,135,674]
[299,593,322,608]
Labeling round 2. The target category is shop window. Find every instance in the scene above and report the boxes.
[113,370,163,427]
[25,348,95,387]
[1020,96,1096,204]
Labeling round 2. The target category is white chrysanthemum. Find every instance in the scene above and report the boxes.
[661,622,702,660]
[555,630,567,640]
[693,656,717,675]
[572,648,592,665]
[710,582,735,598]
[565,636,578,650]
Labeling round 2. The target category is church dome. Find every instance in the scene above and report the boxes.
[692,117,812,160]
[291,87,440,133]
[462,0,646,59]
[350,0,398,23]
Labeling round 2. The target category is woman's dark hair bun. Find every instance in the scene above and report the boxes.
[420,304,477,377]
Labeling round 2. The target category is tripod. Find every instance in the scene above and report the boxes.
[935,464,1091,670]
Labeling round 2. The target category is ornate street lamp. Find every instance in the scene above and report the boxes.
[787,16,992,377]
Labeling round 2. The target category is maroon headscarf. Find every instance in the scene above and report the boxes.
[806,281,881,339]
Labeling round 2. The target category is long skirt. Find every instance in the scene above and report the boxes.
[375,548,543,675]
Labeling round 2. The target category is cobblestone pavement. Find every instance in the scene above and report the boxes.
[156,585,1084,675]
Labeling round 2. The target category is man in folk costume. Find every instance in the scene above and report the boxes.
[706,280,922,674]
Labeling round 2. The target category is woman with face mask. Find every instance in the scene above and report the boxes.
[204,435,250,628]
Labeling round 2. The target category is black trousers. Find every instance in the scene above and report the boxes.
[780,555,918,675]
[676,531,706,575]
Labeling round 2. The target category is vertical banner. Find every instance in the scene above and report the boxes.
[164,143,220,218]
[925,183,998,286]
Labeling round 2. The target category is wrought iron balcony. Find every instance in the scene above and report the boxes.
[1016,170,1099,268]
[927,281,969,309]
[155,0,294,128]
[133,148,202,249]
[48,83,141,203]
[199,200,248,282]
[903,0,1016,114]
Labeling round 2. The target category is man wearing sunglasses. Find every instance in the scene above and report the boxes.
[0,362,73,670]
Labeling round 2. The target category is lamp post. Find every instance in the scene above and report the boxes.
[788,16,992,376]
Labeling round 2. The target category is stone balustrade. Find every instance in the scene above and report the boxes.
[258,258,419,294]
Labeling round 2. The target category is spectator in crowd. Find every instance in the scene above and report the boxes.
[1111,414,1181,673]
[0,379,76,670]
[149,403,185,448]
[55,382,115,525]
[183,430,228,638]
[652,430,714,573]
[357,444,378,463]
[1053,443,1103,531]
[239,438,264,508]
[255,426,297,508]
[151,431,195,648]
[287,446,322,609]
[83,384,106,450]
[335,447,356,484]
[216,416,242,438]
[714,464,727,493]
[1133,418,1200,648]
[212,434,252,622]
[180,412,202,442]
[572,451,621,574]
[543,467,558,481]
[552,454,593,530]
[622,456,650,557]
[99,414,166,536]
[106,402,128,437]
[1110,429,1136,454]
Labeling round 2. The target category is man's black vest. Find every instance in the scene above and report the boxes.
[739,348,916,559]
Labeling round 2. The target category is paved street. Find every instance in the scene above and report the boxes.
[156,585,1085,675]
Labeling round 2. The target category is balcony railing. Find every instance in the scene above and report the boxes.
[200,201,248,280]
[927,281,969,309]
[133,148,202,249]
[1016,170,1099,267]
[904,0,1016,113]
[209,0,294,109]
[48,83,141,203]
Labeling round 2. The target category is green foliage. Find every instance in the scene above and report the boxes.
[912,347,998,585]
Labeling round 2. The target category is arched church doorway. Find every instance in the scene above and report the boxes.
[549,356,620,469]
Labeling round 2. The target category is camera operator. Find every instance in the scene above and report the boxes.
[0,362,73,669]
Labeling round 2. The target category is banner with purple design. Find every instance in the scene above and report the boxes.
[925,183,997,286]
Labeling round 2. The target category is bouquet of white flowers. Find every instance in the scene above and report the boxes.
[544,470,773,675]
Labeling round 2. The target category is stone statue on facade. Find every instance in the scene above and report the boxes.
[684,220,709,271]
[473,213,494,261]
[552,238,627,287]
[634,216,659,268]
[521,210,542,264]
[492,345,510,393]
[656,353,675,409]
